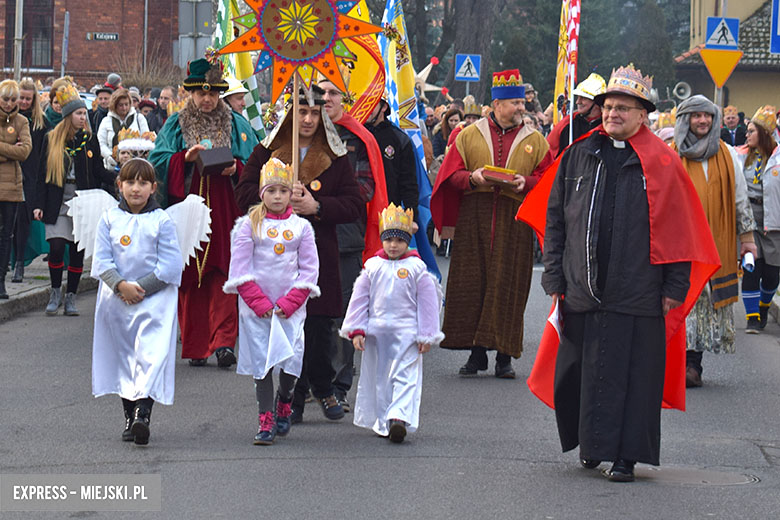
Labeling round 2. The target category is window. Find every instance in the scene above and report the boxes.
[5,0,54,70]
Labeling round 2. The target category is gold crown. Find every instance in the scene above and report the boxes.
[751,105,777,134]
[260,157,294,190]
[55,83,81,108]
[656,111,675,129]
[378,203,414,236]
[723,105,738,117]
[463,95,481,117]
[606,63,653,100]
[117,128,140,143]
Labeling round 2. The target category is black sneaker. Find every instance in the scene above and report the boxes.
[759,305,770,329]
[290,406,303,424]
[388,419,407,443]
[336,395,351,413]
[746,316,761,334]
[318,395,345,420]
[215,347,236,368]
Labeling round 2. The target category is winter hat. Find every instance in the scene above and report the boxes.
[107,73,122,89]
[56,83,86,118]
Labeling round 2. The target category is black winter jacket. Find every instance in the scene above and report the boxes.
[542,131,690,316]
[367,120,418,219]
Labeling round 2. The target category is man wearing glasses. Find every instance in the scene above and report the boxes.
[673,95,756,382]
[541,65,717,482]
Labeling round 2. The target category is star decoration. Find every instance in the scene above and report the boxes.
[278,0,320,46]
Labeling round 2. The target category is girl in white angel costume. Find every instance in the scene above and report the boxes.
[90,158,186,446]
[223,158,319,446]
[340,203,444,443]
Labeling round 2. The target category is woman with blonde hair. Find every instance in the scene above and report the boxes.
[34,82,114,315]
[11,77,52,282]
[0,79,33,298]
[97,89,149,170]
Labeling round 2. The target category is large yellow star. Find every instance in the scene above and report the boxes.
[278,0,320,46]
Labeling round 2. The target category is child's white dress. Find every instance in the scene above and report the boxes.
[340,251,443,436]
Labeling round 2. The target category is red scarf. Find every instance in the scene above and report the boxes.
[516,124,720,411]
[334,112,388,264]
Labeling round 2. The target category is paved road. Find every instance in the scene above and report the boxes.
[1,265,779,518]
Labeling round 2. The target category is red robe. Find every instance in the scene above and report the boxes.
[516,124,720,411]
[333,112,389,264]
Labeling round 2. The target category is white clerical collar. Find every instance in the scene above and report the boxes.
[611,138,626,148]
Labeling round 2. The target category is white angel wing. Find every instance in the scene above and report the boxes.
[65,189,118,260]
[164,194,212,266]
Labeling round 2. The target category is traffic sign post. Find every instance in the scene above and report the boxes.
[454,53,481,97]
[703,16,742,106]
[771,0,780,55]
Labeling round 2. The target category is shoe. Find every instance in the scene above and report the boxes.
[130,406,151,445]
[253,411,277,445]
[188,358,208,367]
[685,366,702,388]
[458,355,488,376]
[122,401,135,442]
[607,459,635,482]
[215,347,236,368]
[11,261,23,283]
[276,397,293,437]
[45,287,62,315]
[759,305,770,329]
[63,292,79,316]
[318,394,345,420]
[290,406,303,425]
[388,419,407,443]
[495,360,516,379]
[580,458,601,469]
[336,395,351,413]
[746,316,761,334]
[0,277,7,299]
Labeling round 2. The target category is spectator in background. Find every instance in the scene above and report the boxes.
[147,86,176,133]
[720,105,747,147]
[432,107,462,157]
[137,100,156,119]
[97,89,150,170]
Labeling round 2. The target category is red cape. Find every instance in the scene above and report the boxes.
[516,125,720,411]
[334,112,389,264]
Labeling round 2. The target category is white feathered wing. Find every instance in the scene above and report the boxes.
[66,189,118,260]
[164,194,212,266]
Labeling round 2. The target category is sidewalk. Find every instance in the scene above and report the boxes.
[0,257,97,323]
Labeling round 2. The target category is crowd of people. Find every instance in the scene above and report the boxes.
[1,54,779,484]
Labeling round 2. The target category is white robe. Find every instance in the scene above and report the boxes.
[223,213,320,379]
[340,253,444,436]
[91,207,183,405]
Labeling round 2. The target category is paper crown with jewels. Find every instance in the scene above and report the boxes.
[55,82,86,118]
[723,105,739,118]
[751,105,777,134]
[379,203,414,242]
[463,95,481,117]
[116,129,156,154]
[491,69,525,100]
[259,157,294,195]
[656,111,675,129]
[594,64,656,112]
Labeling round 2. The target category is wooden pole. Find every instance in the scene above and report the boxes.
[292,72,300,183]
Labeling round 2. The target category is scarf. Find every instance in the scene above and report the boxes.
[178,98,232,150]
[674,95,722,161]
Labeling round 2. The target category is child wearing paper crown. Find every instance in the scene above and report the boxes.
[223,158,320,445]
[340,204,444,443]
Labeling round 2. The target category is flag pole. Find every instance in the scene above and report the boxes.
[292,72,300,184]
[568,63,574,144]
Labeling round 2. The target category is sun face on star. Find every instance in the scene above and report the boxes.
[278,0,320,46]
[219,0,382,104]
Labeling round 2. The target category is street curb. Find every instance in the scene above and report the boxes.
[770,296,780,324]
[0,277,99,324]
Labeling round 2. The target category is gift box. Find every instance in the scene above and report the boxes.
[482,165,516,185]
[195,147,234,176]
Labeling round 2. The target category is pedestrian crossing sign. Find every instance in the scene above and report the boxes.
[454,54,481,82]
[705,17,740,50]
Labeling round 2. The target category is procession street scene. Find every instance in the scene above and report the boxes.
[1,0,780,516]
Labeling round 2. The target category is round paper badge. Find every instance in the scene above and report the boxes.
[200,139,213,150]
[283,230,294,241]
[525,144,533,154]
[310,180,322,191]
[241,132,248,142]
[7,126,15,134]
[397,268,409,279]
[773,169,779,177]
[87,150,93,158]
[274,243,285,255]
[267,228,279,238]
[120,235,132,246]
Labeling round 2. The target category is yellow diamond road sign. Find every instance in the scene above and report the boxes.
[700,48,743,88]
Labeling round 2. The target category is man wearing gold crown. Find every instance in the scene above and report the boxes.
[431,69,552,379]
[537,64,720,482]
[235,84,364,423]
[672,95,757,385]
[148,56,258,368]
[547,73,606,158]
[720,105,746,147]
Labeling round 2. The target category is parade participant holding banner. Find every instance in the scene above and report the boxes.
[431,69,552,379]
[149,55,256,368]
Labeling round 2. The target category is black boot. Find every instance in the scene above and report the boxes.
[11,261,23,283]
[122,399,135,442]
[131,403,152,445]
[0,276,7,300]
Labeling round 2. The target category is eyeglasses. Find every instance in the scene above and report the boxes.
[602,104,643,115]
